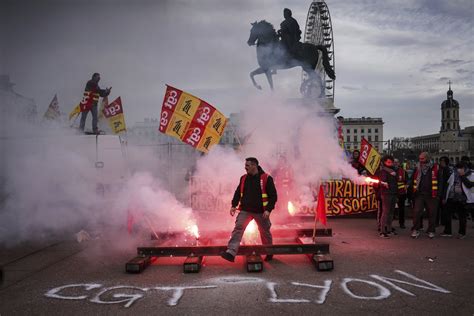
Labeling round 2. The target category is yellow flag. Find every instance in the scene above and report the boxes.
[159,85,228,153]
[359,138,381,175]
[68,104,81,120]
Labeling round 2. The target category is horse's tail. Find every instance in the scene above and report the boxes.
[315,45,335,80]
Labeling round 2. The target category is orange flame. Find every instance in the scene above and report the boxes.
[243,220,258,244]
[186,223,200,239]
[288,201,296,216]
[364,177,380,184]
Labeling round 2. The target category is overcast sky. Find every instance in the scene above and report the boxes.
[1,0,473,139]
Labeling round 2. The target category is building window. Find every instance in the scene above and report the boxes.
[447,122,450,129]
[354,129,358,133]
[361,128,365,133]
[368,128,371,133]
[368,135,372,141]
[354,136,358,142]
[346,136,350,142]
[346,129,350,134]
[375,135,379,141]
[375,128,378,133]
[447,111,450,119]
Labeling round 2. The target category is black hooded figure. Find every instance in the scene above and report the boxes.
[278,8,302,57]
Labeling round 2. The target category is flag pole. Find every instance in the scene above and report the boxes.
[312,204,318,242]
[69,112,80,128]
[144,215,160,240]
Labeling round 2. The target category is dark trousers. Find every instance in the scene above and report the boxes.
[412,194,439,233]
[79,104,98,131]
[380,194,397,234]
[226,211,272,256]
[439,202,449,226]
[444,199,467,235]
[397,194,407,226]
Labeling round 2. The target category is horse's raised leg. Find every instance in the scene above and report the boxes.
[264,70,274,90]
[250,68,266,90]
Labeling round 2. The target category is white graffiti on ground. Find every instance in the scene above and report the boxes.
[44,270,451,308]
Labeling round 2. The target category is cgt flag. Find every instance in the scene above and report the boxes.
[43,94,60,120]
[359,137,381,175]
[102,96,126,134]
[68,90,97,120]
[159,85,228,153]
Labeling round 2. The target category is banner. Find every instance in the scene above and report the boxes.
[189,177,378,217]
[159,85,228,153]
[324,179,378,215]
[43,94,60,120]
[359,137,381,175]
[102,97,126,134]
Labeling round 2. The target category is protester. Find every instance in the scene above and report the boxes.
[79,73,111,134]
[378,155,398,238]
[350,150,366,175]
[278,8,301,57]
[442,162,472,238]
[410,152,444,239]
[394,158,408,229]
[460,156,474,224]
[437,156,452,226]
[220,157,278,262]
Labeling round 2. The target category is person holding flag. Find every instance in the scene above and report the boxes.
[79,73,111,134]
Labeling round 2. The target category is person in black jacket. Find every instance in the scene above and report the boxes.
[79,73,111,134]
[220,157,277,262]
[378,155,398,238]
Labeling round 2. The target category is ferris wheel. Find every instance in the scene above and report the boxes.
[301,0,335,101]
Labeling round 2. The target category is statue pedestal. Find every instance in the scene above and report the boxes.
[286,97,340,116]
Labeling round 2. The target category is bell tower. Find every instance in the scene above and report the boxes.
[440,80,460,132]
[439,81,461,154]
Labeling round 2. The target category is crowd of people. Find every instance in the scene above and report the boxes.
[350,151,474,239]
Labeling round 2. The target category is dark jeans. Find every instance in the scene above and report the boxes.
[79,104,98,131]
[380,194,397,234]
[444,199,467,235]
[439,202,449,226]
[412,194,439,233]
[397,194,407,226]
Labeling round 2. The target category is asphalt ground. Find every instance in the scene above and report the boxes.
[0,217,473,315]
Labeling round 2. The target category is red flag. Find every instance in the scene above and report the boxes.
[315,184,327,226]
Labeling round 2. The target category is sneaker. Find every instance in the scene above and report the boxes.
[379,233,390,239]
[440,233,452,237]
[389,231,398,236]
[411,230,420,238]
[428,232,435,239]
[264,255,273,261]
[220,251,235,262]
[458,234,466,240]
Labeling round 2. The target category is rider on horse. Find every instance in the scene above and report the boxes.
[278,8,302,58]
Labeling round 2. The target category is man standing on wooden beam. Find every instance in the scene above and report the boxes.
[220,157,278,262]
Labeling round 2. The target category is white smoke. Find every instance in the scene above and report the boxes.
[0,111,200,247]
[191,92,360,221]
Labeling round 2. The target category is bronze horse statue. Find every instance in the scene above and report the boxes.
[247,20,335,92]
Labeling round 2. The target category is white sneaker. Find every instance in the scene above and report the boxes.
[428,232,435,239]
[411,230,420,238]
[458,234,466,240]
